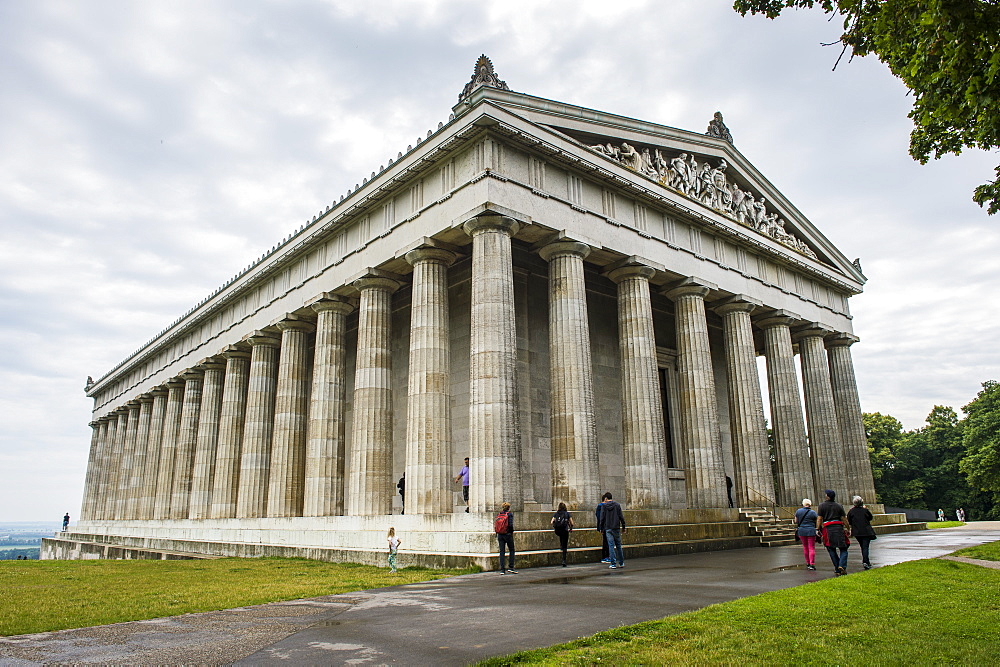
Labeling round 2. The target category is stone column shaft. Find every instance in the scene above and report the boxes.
[98,415,120,519]
[189,361,226,519]
[80,421,103,521]
[796,327,846,499]
[757,314,813,506]
[90,419,112,520]
[236,334,281,518]
[347,276,399,516]
[664,279,729,508]
[114,406,140,520]
[404,248,456,515]
[609,264,670,509]
[304,299,353,517]
[124,398,153,519]
[464,216,523,512]
[267,320,315,517]
[210,349,251,518]
[827,336,877,503]
[139,389,168,520]
[170,371,203,519]
[153,380,186,520]
[106,410,129,519]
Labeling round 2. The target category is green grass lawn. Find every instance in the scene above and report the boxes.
[952,539,1000,561]
[481,554,1000,665]
[926,521,966,529]
[0,557,476,637]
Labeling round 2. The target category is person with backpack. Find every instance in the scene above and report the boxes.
[597,492,626,569]
[495,502,517,574]
[551,502,574,567]
[794,499,818,570]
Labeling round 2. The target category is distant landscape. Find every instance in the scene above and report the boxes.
[0,522,59,560]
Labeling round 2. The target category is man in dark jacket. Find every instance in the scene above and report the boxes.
[597,492,626,569]
[496,501,517,574]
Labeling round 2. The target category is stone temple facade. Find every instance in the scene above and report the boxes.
[47,57,898,568]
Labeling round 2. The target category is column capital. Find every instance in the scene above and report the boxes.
[310,295,355,316]
[405,246,457,267]
[179,368,204,381]
[89,420,101,428]
[713,295,763,317]
[753,309,802,329]
[244,331,281,348]
[275,318,316,334]
[605,263,656,284]
[826,332,860,347]
[198,357,227,372]
[662,276,718,301]
[792,323,836,341]
[352,274,401,293]
[537,240,591,262]
[221,344,252,360]
[138,393,155,404]
[462,215,520,237]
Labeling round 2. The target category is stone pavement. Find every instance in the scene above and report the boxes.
[2,524,997,666]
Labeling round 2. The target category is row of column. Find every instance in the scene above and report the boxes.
[81,214,875,521]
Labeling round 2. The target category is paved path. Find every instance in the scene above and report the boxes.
[2,524,997,665]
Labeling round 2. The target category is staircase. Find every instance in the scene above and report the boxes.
[739,507,799,547]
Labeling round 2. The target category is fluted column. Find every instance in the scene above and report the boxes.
[756,312,813,506]
[153,379,185,519]
[267,319,315,517]
[714,297,775,507]
[189,360,226,519]
[139,387,168,520]
[347,275,400,516]
[827,334,877,503]
[89,419,112,520]
[80,420,103,521]
[105,409,129,519]
[794,325,846,499]
[124,397,153,519]
[170,370,203,519]
[663,278,728,508]
[404,248,456,514]
[210,347,251,518]
[115,402,141,519]
[236,332,281,518]
[98,413,120,519]
[304,298,353,517]
[464,216,523,512]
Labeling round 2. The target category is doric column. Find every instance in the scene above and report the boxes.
[170,370,203,519]
[98,413,121,519]
[347,274,400,516]
[210,347,251,518]
[607,263,670,509]
[153,379,185,519]
[236,332,281,518]
[755,312,813,506]
[714,297,775,507]
[189,360,226,519]
[827,334,877,503]
[89,418,112,520]
[139,387,168,520]
[105,409,129,519]
[663,278,729,508]
[267,318,315,517]
[124,397,153,519]
[463,216,523,512]
[304,297,353,517]
[80,420,103,521]
[794,324,846,499]
[404,247,456,515]
[113,403,141,520]
[539,241,600,510]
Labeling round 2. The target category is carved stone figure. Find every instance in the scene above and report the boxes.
[619,142,642,171]
[459,55,511,101]
[706,111,734,144]
[641,148,658,177]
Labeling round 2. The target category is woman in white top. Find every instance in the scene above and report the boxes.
[387,526,401,573]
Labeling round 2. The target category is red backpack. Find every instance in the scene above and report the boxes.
[494,512,510,534]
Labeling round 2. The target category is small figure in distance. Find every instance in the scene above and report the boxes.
[551,502,574,567]
[848,496,877,570]
[397,473,405,514]
[495,501,517,574]
[818,490,850,575]
[937,508,945,522]
[454,457,470,513]
[62,513,70,531]
[387,526,401,574]
[598,492,626,569]
[725,475,734,508]
[794,499,818,571]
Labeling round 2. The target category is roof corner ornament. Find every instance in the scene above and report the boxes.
[706,111,734,144]
[852,258,863,273]
[459,55,511,101]
[85,375,94,391]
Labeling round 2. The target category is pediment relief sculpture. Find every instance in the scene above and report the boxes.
[587,140,818,260]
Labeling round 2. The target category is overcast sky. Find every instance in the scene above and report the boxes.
[2,0,997,522]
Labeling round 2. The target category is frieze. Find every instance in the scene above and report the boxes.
[586,140,818,261]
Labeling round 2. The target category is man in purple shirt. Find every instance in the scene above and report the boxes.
[454,457,470,512]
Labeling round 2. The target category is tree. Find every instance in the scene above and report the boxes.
[961,380,1000,501]
[733,1,1000,214]
[863,411,904,485]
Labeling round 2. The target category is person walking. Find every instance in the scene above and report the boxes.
[595,496,610,563]
[848,496,877,570]
[817,490,850,575]
[495,502,517,574]
[387,526,401,574]
[598,492,626,569]
[62,513,70,531]
[397,473,405,514]
[794,499,818,570]
[551,502,574,567]
[937,508,945,522]
[454,457,470,513]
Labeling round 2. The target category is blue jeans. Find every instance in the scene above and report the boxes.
[856,536,874,565]
[498,533,515,571]
[827,545,849,570]
[605,528,624,565]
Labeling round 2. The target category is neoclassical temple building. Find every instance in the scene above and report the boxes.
[46,57,907,567]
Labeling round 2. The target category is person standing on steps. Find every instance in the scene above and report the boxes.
[495,502,517,574]
[817,489,850,575]
[595,495,610,563]
[848,496,877,570]
[454,457,470,512]
[62,513,70,531]
[598,492,626,569]
[551,502,574,567]
[397,473,405,514]
[794,499,818,570]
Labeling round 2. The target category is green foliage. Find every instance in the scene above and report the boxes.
[961,380,1000,500]
[926,520,967,528]
[479,558,1000,665]
[863,411,904,483]
[733,0,1000,214]
[952,537,1000,561]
